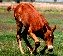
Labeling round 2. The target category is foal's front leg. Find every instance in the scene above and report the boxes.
[28,27,40,54]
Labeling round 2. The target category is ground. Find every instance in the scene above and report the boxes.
[0,2,63,56]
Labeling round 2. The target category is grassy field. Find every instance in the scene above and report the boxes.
[0,6,63,56]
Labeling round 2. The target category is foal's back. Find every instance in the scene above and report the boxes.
[14,3,48,32]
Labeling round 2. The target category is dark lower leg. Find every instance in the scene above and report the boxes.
[33,42,40,53]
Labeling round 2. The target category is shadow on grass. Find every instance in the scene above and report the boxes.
[34,53,57,56]
[43,54,57,56]
[39,50,57,56]
[32,48,57,56]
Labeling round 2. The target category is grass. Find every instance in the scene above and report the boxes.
[0,6,63,56]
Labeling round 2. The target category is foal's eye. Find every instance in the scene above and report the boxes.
[52,35,54,39]
[44,38,47,41]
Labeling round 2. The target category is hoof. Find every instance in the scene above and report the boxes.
[40,50,45,54]
[35,42,40,47]
[33,50,37,55]
[21,51,24,54]
[28,47,33,54]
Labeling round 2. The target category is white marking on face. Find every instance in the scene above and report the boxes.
[48,45,53,49]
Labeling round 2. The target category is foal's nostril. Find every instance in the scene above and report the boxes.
[48,49,53,52]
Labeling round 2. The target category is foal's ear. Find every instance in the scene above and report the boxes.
[52,25,56,32]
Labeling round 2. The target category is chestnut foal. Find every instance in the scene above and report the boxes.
[7,3,56,54]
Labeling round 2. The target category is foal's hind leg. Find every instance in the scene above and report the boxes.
[16,22,24,54]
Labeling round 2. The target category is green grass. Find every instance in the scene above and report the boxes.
[0,7,63,56]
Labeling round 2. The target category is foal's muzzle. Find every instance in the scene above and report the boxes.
[48,45,53,52]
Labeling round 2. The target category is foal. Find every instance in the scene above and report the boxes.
[7,3,56,54]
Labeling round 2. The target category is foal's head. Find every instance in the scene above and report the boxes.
[44,25,56,52]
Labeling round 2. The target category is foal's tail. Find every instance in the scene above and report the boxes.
[7,4,18,11]
[7,6,12,11]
